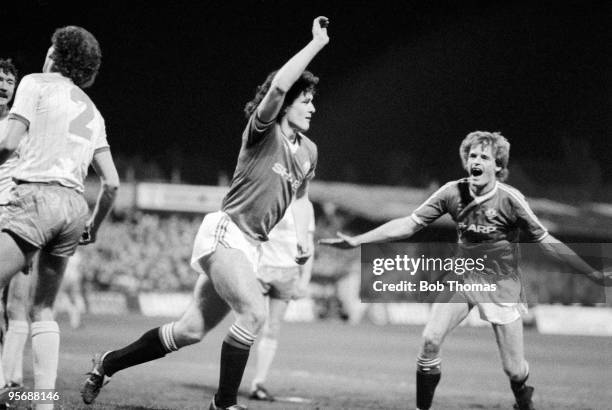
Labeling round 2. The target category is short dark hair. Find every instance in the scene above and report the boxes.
[459,131,510,181]
[51,26,101,87]
[0,58,18,80]
[244,70,319,119]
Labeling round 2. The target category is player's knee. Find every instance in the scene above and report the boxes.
[8,308,28,321]
[29,305,54,322]
[7,303,28,321]
[421,334,442,358]
[251,306,268,333]
[238,305,267,335]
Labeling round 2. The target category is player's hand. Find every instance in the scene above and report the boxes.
[587,271,612,286]
[295,243,312,265]
[604,272,612,286]
[79,222,96,245]
[312,16,330,45]
[318,232,360,249]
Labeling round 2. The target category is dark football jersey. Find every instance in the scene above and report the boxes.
[411,179,548,303]
[222,114,317,242]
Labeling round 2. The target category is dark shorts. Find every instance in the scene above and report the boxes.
[0,183,88,257]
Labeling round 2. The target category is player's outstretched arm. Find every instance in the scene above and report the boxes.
[0,118,27,165]
[320,216,423,249]
[257,16,329,123]
[80,150,119,245]
[537,235,611,286]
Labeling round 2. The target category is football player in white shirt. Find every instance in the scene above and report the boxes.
[0,59,32,398]
[0,27,119,409]
[250,200,315,401]
[0,58,18,198]
[0,58,37,401]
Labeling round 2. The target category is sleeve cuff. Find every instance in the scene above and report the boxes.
[253,113,275,132]
[411,214,426,226]
[8,113,30,128]
[94,146,110,155]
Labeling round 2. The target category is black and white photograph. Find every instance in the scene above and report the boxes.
[1,1,610,409]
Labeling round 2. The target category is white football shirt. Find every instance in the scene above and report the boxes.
[9,73,109,192]
[0,116,20,201]
[260,200,315,268]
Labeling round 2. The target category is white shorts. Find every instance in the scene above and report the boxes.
[257,265,301,300]
[474,302,526,325]
[190,211,261,275]
[445,290,526,325]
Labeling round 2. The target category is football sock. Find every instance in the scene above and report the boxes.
[416,354,442,410]
[252,337,278,388]
[216,323,255,408]
[103,323,178,377]
[2,320,29,385]
[511,372,532,404]
[31,321,59,410]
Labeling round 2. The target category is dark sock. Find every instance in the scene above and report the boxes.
[215,341,251,408]
[416,370,441,410]
[511,374,532,404]
[103,327,169,376]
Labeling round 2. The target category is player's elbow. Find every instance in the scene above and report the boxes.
[269,80,290,95]
[102,179,120,193]
[100,171,120,191]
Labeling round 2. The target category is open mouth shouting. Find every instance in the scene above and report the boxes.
[470,167,483,177]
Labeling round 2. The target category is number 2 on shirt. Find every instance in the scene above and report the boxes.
[69,87,94,141]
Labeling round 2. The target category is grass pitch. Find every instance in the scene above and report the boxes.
[20,313,612,409]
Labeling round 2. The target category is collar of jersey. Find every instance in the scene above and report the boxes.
[281,131,301,154]
[47,72,70,81]
[469,181,498,204]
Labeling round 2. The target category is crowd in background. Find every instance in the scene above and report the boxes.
[75,212,605,312]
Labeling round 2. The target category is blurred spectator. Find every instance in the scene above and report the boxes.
[80,213,199,292]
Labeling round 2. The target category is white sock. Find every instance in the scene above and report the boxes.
[2,320,29,385]
[252,337,278,389]
[31,321,59,410]
[0,349,5,387]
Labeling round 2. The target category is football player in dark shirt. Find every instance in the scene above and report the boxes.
[81,17,329,410]
[322,131,609,410]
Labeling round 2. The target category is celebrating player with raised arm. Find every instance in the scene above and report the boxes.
[82,17,328,410]
[322,131,609,410]
[0,27,119,410]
